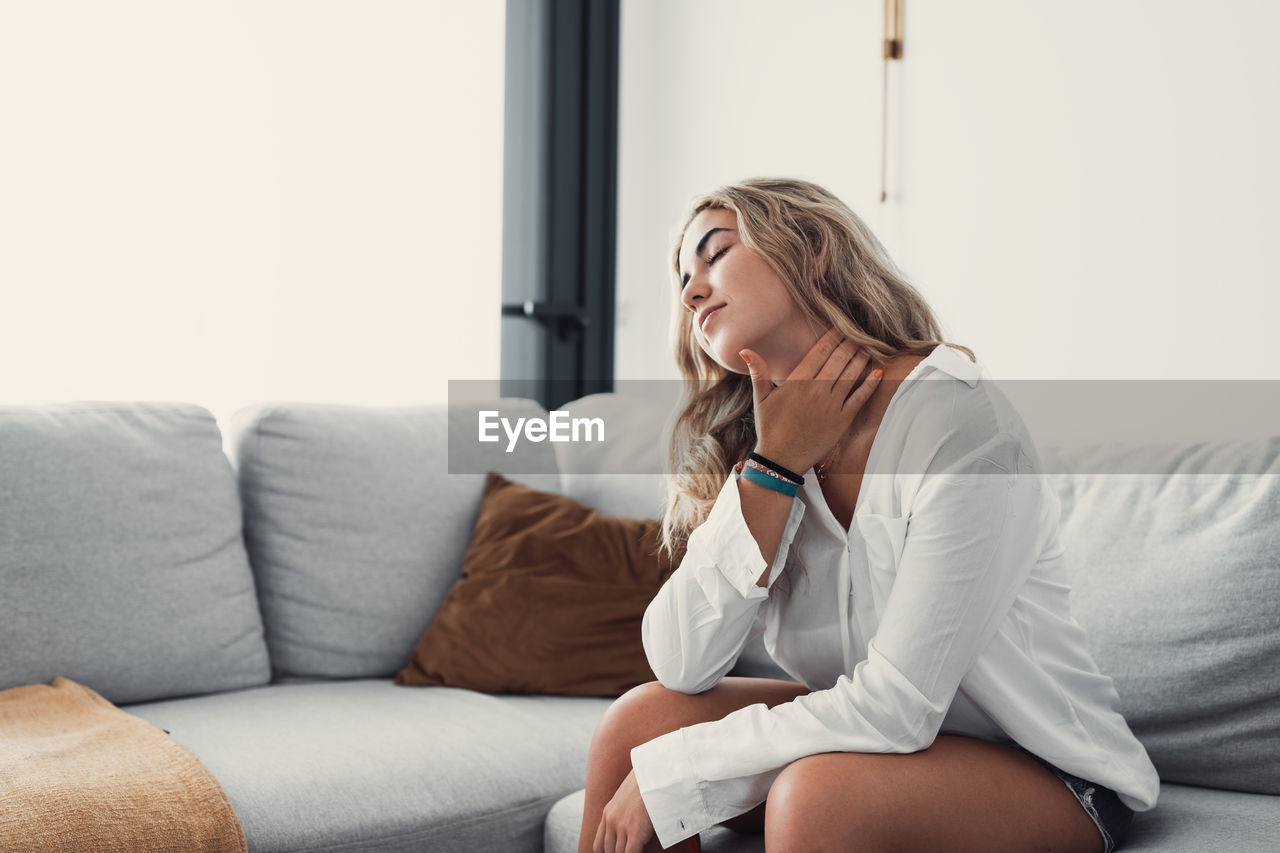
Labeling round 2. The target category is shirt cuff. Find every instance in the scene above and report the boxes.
[631,728,709,849]
[690,472,806,599]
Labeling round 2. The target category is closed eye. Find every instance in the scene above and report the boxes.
[680,246,729,290]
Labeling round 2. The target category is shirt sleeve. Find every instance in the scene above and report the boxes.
[632,434,1045,848]
[640,471,806,696]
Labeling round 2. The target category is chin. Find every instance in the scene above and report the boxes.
[700,341,746,375]
[718,362,748,376]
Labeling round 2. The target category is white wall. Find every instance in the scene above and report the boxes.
[615,0,883,379]
[616,0,1280,383]
[0,1,505,442]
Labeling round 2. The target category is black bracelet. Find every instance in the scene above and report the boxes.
[747,451,805,485]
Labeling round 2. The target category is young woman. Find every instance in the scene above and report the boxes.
[580,178,1158,853]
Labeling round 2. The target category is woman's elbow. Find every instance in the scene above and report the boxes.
[651,665,718,695]
[643,645,720,694]
[640,605,729,693]
[640,612,689,689]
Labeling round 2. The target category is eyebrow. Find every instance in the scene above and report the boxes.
[680,227,733,288]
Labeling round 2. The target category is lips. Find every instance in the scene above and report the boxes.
[698,304,725,331]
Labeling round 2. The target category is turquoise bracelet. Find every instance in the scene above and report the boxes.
[741,464,799,497]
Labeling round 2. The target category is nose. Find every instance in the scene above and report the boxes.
[680,272,711,315]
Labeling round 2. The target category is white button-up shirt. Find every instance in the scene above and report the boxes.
[630,344,1160,849]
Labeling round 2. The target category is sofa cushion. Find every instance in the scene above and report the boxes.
[0,402,270,704]
[395,472,680,696]
[1123,783,1280,851]
[551,390,672,519]
[124,680,613,853]
[1042,437,1280,795]
[228,401,560,680]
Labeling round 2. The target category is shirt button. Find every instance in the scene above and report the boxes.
[679,819,686,830]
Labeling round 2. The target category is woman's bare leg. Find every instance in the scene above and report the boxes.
[577,676,810,853]
[581,682,1105,853]
[763,735,1107,853]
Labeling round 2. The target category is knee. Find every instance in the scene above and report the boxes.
[766,755,894,853]
[601,680,681,732]
[765,757,833,850]
[589,680,689,755]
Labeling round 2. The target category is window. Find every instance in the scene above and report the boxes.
[0,1,505,441]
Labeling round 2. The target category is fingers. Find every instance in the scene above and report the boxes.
[829,343,869,398]
[738,348,773,404]
[837,359,883,414]
[596,823,638,853]
[594,804,640,853]
[748,328,885,474]
[787,327,845,381]
[815,338,863,386]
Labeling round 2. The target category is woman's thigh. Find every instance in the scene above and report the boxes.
[762,735,1105,853]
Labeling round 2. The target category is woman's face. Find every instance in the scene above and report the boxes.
[677,207,814,376]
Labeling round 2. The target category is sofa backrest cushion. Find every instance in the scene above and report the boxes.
[229,400,559,680]
[1043,437,1280,795]
[0,402,271,705]
[552,391,671,520]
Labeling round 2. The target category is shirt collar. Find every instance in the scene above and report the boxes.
[916,344,983,388]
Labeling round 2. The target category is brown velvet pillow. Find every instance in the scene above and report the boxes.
[394,472,684,697]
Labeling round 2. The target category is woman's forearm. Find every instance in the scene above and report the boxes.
[736,476,799,585]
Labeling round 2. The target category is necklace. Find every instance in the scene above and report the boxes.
[814,432,848,484]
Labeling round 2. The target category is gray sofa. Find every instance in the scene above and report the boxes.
[2,396,1277,852]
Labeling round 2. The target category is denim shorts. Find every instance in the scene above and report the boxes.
[1013,746,1135,853]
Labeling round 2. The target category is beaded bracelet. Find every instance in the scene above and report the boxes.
[737,462,800,497]
[747,451,805,485]
[743,457,801,486]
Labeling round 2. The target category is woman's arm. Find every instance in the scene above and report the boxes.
[738,474,802,584]
[643,331,880,695]
[641,472,806,694]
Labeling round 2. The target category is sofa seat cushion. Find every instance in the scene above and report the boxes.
[125,679,611,853]
[545,783,1280,853]
[1124,784,1280,851]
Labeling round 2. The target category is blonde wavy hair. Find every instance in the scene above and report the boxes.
[660,177,975,567]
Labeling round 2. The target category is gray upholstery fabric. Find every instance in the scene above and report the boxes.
[1124,784,1280,852]
[124,679,613,853]
[545,789,607,853]
[545,783,1280,853]
[0,401,270,704]
[1042,438,1280,795]
[227,401,560,680]
[551,391,671,520]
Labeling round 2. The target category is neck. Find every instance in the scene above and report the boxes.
[760,321,825,385]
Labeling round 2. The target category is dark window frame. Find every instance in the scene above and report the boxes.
[500,0,619,411]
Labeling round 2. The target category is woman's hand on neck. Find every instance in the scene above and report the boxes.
[755,320,827,386]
